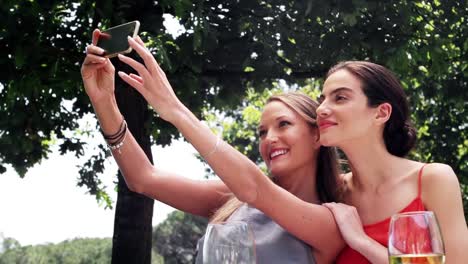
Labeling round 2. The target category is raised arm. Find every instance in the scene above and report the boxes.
[116,36,345,261]
[80,29,231,217]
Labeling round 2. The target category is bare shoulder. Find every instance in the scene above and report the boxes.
[423,163,459,185]
[421,163,461,202]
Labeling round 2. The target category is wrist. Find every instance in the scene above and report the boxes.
[90,95,117,111]
[164,101,191,124]
[353,236,388,264]
[92,97,120,120]
[351,235,373,253]
[91,98,124,135]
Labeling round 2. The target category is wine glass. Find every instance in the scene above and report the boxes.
[202,221,256,264]
[388,211,445,264]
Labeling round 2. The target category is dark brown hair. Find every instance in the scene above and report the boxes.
[326,61,417,157]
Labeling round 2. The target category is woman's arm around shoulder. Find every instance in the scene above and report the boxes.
[422,163,468,262]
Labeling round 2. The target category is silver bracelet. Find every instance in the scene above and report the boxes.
[205,136,221,159]
[108,129,127,154]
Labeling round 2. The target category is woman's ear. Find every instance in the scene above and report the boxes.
[375,102,392,124]
[313,127,321,149]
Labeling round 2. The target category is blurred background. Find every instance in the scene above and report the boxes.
[0,0,466,263]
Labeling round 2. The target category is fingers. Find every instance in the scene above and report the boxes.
[83,52,106,64]
[102,57,115,73]
[82,51,108,74]
[323,202,338,208]
[92,29,101,45]
[323,202,357,216]
[86,44,105,56]
[323,202,337,214]
[134,36,166,76]
[82,61,107,71]
[118,71,144,92]
[126,36,159,75]
[84,31,108,66]
[82,28,115,78]
[117,54,152,81]
[83,43,114,72]
[81,62,107,79]
[129,73,143,84]
[134,35,145,46]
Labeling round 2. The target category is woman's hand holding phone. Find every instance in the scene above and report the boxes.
[81,29,116,106]
[81,29,125,136]
[81,24,184,125]
[82,20,140,104]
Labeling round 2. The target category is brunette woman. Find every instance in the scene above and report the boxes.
[318,61,468,263]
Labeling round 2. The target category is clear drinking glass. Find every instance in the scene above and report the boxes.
[202,221,256,264]
[388,211,445,264]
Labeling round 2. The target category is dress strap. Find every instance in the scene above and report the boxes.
[417,164,428,198]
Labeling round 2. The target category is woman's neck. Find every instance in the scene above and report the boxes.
[340,139,402,193]
[275,163,319,203]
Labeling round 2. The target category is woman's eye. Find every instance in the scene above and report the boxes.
[258,130,266,137]
[318,96,325,104]
[279,120,290,127]
[335,95,347,101]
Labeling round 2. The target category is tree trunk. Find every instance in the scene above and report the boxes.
[111,59,155,263]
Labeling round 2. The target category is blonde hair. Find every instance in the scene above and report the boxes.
[210,92,341,223]
[210,195,243,223]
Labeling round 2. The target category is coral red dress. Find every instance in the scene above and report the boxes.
[335,165,427,264]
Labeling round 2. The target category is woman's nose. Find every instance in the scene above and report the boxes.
[316,103,330,117]
[264,130,279,144]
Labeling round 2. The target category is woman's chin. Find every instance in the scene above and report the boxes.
[268,167,287,179]
[319,138,334,147]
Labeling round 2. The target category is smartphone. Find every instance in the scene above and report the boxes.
[96,20,140,58]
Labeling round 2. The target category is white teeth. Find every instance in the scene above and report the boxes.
[270,149,288,159]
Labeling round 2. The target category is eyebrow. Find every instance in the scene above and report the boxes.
[257,115,290,131]
[319,87,353,101]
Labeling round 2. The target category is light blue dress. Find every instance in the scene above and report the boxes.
[195,204,317,263]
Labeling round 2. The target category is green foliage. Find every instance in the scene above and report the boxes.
[0,211,207,264]
[1,0,466,214]
[153,211,207,264]
[0,0,114,205]
[199,0,468,217]
[0,236,20,253]
[0,238,113,264]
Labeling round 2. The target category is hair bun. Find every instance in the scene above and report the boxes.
[385,121,416,157]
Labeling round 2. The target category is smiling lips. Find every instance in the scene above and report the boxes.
[270,149,288,160]
[318,120,337,130]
